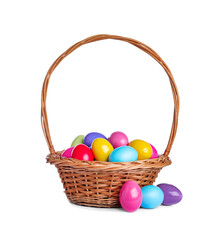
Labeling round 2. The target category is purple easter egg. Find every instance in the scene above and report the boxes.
[149,144,159,159]
[83,132,107,147]
[157,183,183,206]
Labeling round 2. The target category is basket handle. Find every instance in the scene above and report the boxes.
[41,34,179,158]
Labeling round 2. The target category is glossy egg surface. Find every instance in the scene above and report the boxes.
[108,131,129,148]
[72,144,94,161]
[141,185,164,209]
[91,138,113,161]
[84,132,106,147]
[157,183,183,206]
[149,144,159,159]
[129,140,153,160]
[61,147,74,158]
[119,180,142,212]
[108,146,138,162]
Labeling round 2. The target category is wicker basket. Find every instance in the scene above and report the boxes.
[41,34,179,208]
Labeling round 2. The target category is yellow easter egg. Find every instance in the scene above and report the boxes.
[91,138,114,162]
[129,139,153,160]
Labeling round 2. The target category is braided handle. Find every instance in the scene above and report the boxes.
[41,34,179,157]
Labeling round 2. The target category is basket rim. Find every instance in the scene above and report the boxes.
[46,151,171,171]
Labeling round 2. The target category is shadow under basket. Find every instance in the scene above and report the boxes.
[41,34,179,208]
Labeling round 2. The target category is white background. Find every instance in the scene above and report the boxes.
[1,1,220,239]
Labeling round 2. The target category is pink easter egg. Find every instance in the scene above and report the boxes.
[61,147,74,158]
[119,180,142,212]
[150,144,159,159]
[108,131,129,148]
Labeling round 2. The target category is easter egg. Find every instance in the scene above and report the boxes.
[91,138,113,161]
[72,144,94,161]
[84,132,107,147]
[61,147,74,158]
[108,131,129,148]
[149,144,159,159]
[119,180,142,212]
[141,185,164,209]
[71,135,84,147]
[157,183,183,206]
[108,146,138,162]
[129,140,153,160]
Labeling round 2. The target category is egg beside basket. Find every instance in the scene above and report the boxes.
[41,34,179,208]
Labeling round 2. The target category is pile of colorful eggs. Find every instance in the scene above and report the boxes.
[61,131,182,211]
[120,181,183,212]
[61,131,159,162]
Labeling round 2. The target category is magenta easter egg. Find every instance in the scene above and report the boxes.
[150,144,159,159]
[61,147,74,158]
[108,131,129,148]
[119,180,142,212]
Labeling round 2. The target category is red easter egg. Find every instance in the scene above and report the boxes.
[72,144,94,161]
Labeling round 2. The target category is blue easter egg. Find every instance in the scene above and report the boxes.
[84,132,107,147]
[108,146,138,162]
[141,185,164,209]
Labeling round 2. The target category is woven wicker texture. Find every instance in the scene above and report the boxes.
[41,34,179,207]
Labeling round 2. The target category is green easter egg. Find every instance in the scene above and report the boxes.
[71,135,85,147]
